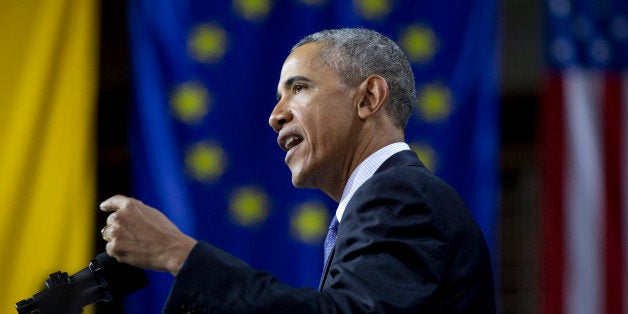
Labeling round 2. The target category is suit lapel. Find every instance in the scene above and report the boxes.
[317,150,424,291]
[318,245,335,290]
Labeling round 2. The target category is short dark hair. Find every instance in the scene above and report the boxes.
[293,28,416,129]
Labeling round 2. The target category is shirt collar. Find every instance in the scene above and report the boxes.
[335,142,410,222]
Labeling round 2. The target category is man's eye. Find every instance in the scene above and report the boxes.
[293,84,304,93]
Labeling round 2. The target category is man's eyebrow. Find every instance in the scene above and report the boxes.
[276,75,312,101]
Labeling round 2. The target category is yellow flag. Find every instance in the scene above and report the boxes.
[0,0,97,311]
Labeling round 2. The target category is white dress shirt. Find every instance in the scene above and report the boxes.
[335,142,410,222]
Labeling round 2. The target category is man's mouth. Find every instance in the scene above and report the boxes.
[284,135,303,151]
[278,131,304,153]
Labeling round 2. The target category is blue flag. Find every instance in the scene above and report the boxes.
[126,1,499,312]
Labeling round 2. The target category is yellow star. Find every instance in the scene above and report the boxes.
[234,0,272,21]
[188,24,227,63]
[354,0,391,20]
[185,142,226,182]
[417,83,453,122]
[229,187,270,227]
[291,202,329,243]
[399,24,437,64]
[170,82,210,124]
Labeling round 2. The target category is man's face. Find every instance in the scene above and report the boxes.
[269,42,358,192]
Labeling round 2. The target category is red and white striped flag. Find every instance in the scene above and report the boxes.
[540,1,627,313]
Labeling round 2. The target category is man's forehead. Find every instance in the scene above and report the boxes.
[288,42,327,66]
[278,43,327,81]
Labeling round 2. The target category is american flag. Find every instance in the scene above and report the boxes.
[540,0,627,313]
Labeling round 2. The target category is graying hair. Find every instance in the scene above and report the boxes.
[292,28,416,129]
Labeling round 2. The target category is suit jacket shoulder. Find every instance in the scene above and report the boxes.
[321,150,495,312]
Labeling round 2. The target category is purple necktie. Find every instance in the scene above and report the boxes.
[323,216,339,266]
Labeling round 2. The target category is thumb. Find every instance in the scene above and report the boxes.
[99,194,129,212]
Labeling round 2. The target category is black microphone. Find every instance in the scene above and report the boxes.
[15,253,148,313]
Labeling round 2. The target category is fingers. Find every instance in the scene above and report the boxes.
[100,195,146,258]
[98,195,197,273]
[100,194,135,212]
[105,212,118,226]
[101,225,112,242]
[100,195,132,245]
[101,215,119,243]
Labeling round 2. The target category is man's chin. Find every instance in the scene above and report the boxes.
[290,173,314,189]
[291,177,307,189]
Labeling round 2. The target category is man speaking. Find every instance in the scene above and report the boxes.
[100,28,495,313]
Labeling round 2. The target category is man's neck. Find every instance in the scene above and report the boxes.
[318,117,405,201]
[322,133,404,202]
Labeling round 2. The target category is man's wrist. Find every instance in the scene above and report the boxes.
[167,236,198,276]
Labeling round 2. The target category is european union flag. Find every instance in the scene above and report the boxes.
[126,1,499,312]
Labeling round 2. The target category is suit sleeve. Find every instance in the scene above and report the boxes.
[163,240,331,313]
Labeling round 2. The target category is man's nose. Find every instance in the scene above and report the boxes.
[268,102,293,132]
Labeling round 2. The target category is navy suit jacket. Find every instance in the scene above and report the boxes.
[163,151,495,313]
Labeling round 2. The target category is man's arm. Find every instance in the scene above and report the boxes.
[100,195,197,275]
[99,170,494,313]
[164,241,331,313]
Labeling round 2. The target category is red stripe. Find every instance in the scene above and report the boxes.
[540,73,565,314]
[602,73,623,314]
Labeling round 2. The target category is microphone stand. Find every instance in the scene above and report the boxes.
[15,257,114,314]
[16,271,84,313]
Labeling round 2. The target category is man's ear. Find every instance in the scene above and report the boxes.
[356,75,389,120]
